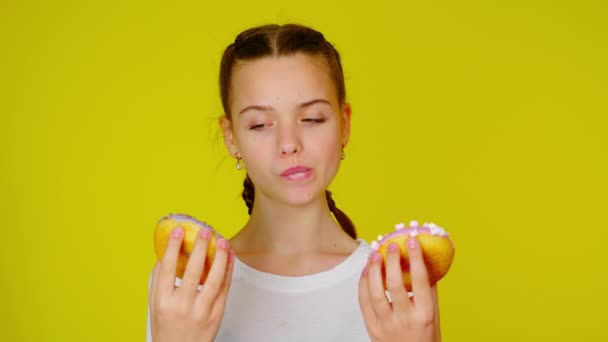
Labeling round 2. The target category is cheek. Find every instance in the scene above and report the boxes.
[237,135,270,169]
[308,130,342,164]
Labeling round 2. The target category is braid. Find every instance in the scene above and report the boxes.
[325,190,357,239]
[242,174,255,215]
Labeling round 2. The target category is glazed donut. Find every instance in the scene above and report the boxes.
[371,221,455,291]
[154,213,223,285]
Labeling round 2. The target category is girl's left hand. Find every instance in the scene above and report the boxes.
[359,237,441,342]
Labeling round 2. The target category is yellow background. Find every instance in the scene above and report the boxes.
[2,0,607,340]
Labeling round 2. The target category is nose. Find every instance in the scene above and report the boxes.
[281,144,299,156]
[278,124,302,157]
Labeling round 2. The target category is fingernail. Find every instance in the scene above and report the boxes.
[172,227,183,238]
[217,238,229,249]
[368,253,375,263]
[388,243,399,253]
[362,266,369,277]
[407,237,418,250]
[372,252,382,263]
[228,251,235,264]
[199,228,211,239]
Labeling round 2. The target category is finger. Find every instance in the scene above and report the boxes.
[158,227,184,294]
[179,228,210,293]
[432,284,442,340]
[150,261,160,312]
[358,263,379,333]
[198,238,230,305]
[407,237,433,309]
[209,250,236,320]
[367,251,392,319]
[385,242,411,313]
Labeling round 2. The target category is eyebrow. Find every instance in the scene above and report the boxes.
[238,99,331,115]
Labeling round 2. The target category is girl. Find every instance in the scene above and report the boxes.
[147,23,441,342]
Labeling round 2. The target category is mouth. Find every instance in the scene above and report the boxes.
[280,166,313,181]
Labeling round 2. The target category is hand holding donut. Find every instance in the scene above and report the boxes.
[359,221,454,342]
[149,214,235,342]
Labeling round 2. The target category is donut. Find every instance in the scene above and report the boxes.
[154,213,223,285]
[371,221,455,291]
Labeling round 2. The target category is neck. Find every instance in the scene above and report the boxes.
[235,193,349,256]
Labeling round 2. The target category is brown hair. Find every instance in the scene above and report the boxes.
[219,24,356,239]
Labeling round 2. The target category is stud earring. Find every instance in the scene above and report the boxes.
[341,151,346,160]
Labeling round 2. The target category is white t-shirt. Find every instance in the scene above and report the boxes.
[146,239,374,342]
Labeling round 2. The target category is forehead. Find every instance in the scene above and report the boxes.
[230,53,338,114]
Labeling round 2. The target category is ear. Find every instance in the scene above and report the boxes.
[340,102,352,148]
[219,115,239,157]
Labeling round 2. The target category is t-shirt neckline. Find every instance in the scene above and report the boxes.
[233,239,372,292]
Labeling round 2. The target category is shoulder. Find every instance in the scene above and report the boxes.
[349,239,372,270]
[355,239,373,259]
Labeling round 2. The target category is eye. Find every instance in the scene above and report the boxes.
[302,118,326,124]
[249,123,266,130]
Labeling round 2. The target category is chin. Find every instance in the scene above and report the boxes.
[252,170,335,207]
[284,185,329,206]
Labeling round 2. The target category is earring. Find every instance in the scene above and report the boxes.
[341,151,346,160]
[234,152,243,170]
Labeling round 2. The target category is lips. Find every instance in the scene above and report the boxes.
[280,166,311,177]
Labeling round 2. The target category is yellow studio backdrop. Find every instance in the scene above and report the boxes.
[1,0,606,340]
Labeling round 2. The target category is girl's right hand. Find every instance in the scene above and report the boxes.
[149,226,235,342]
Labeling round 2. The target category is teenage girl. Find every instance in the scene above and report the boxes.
[147,23,441,342]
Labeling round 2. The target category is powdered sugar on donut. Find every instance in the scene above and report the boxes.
[371,220,449,251]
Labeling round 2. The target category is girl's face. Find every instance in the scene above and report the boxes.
[221,53,351,206]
